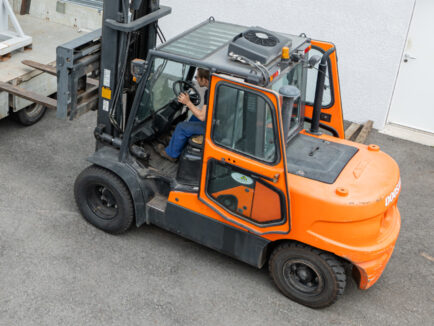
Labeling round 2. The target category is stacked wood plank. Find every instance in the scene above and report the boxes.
[345,120,374,144]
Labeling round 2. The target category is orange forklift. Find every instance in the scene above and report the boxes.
[68,0,401,308]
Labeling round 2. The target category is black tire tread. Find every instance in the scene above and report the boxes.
[74,165,134,234]
[269,242,346,308]
[14,104,47,126]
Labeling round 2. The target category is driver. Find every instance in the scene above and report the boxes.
[155,68,210,162]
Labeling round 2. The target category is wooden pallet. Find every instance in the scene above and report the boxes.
[0,53,11,62]
[345,120,374,144]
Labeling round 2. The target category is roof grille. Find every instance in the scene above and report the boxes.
[243,30,279,47]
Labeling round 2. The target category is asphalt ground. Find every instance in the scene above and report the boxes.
[0,110,433,325]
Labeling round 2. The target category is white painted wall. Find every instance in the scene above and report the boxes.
[159,0,414,129]
[6,0,414,128]
[28,0,102,31]
[8,0,101,31]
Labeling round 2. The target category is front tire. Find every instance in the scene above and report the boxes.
[269,242,346,308]
[74,165,134,234]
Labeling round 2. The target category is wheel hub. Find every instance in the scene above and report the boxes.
[86,184,119,220]
[283,259,323,295]
[99,187,117,208]
[25,103,44,117]
[296,266,312,282]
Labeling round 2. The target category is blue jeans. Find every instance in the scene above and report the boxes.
[189,115,201,122]
[165,121,205,159]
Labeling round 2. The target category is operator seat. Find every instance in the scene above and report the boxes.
[189,135,204,148]
[176,135,204,186]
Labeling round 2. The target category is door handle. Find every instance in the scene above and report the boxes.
[250,172,280,183]
[403,53,416,63]
[219,159,280,183]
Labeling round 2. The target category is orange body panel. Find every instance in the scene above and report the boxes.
[168,132,401,290]
[166,64,400,290]
[282,133,401,289]
[211,185,254,217]
[210,183,281,224]
[251,182,281,223]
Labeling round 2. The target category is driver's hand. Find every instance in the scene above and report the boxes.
[178,92,191,105]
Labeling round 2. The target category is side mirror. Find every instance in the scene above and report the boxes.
[131,59,147,82]
[308,55,321,68]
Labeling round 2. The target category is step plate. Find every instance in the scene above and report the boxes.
[146,195,167,214]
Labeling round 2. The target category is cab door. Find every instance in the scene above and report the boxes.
[199,74,291,236]
[305,40,345,138]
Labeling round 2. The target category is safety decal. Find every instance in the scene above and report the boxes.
[231,173,254,185]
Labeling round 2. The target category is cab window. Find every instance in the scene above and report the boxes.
[136,58,191,122]
[306,47,333,107]
[206,160,283,224]
[212,84,277,163]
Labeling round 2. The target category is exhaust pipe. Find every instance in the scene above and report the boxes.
[310,47,335,135]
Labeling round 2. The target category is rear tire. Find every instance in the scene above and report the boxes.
[14,103,47,126]
[269,242,346,309]
[74,165,134,234]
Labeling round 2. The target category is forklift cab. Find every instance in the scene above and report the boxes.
[130,55,306,187]
[126,20,344,198]
[119,19,351,237]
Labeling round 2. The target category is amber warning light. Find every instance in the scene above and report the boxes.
[282,47,290,60]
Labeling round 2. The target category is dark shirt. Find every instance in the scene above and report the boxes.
[204,88,209,106]
[189,88,208,124]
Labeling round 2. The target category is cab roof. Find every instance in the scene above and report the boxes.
[151,19,310,85]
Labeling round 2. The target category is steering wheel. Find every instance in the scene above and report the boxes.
[172,80,201,106]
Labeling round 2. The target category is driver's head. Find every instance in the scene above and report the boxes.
[195,68,210,88]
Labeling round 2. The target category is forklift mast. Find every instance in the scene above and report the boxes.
[53,0,170,132]
[98,0,169,137]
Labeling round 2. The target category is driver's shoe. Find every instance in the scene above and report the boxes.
[155,144,177,163]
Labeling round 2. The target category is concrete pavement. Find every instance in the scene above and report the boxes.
[0,110,433,325]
